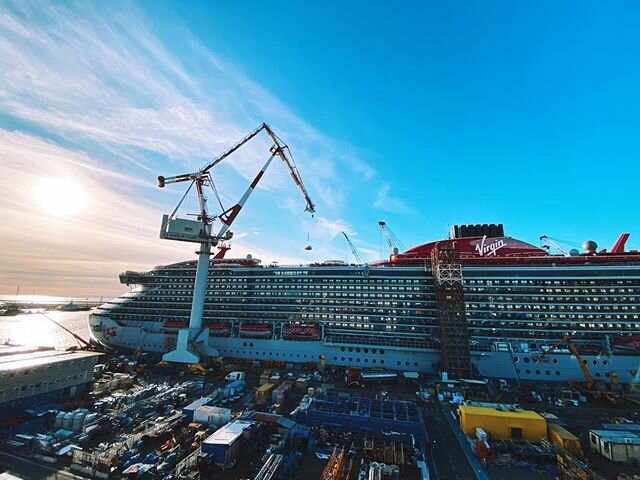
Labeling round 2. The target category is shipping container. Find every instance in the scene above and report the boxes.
[547,423,583,457]
[182,397,214,423]
[589,429,640,463]
[459,405,547,443]
[193,406,231,428]
[256,383,276,400]
[201,420,256,465]
[271,382,292,404]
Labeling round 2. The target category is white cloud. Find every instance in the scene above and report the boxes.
[373,184,415,215]
[310,217,356,240]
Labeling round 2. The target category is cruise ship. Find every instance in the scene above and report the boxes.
[89,224,640,383]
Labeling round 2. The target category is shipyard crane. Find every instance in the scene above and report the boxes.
[540,335,623,404]
[341,231,367,265]
[157,123,315,364]
[540,335,594,388]
[378,221,406,254]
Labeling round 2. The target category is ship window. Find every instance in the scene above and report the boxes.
[525,369,531,374]
[380,360,384,364]
[341,357,345,361]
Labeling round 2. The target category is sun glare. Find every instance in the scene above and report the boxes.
[33,178,90,216]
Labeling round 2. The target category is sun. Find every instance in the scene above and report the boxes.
[33,178,90,216]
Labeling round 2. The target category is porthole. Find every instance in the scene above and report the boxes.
[372,349,377,354]
[414,362,418,367]
[555,371,560,376]
[535,370,541,375]
[524,357,530,363]
[405,361,410,366]
[356,348,361,353]
[397,361,401,366]
[380,350,385,354]
[513,356,519,363]
[341,347,345,352]
[372,359,377,364]
[516,368,521,373]
[250,343,254,347]
[552,359,558,364]
[533,358,539,364]
[365,359,369,363]
[582,359,588,365]
[592,360,598,366]
[545,370,550,375]
[341,357,345,361]
[603,360,609,366]
[364,348,369,353]
[349,357,353,362]
[595,372,601,377]
[348,347,353,352]
[333,356,337,361]
[525,369,531,374]
[243,342,247,347]
[381,360,384,364]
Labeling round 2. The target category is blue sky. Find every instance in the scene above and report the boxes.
[0,1,639,295]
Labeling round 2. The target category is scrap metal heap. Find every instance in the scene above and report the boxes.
[431,242,473,378]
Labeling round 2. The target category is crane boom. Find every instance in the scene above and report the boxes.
[341,231,366,265]
[157,122,315,214]
[541,335,594,388]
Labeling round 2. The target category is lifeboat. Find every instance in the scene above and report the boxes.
[283,323,322,340]
[162,320,230,336]
[162,320,187,330]
[239,323,273,338]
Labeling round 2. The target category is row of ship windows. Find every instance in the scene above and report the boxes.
[470,322,640,329]
[469,295,639,302]
[516,369,611,378]
[469,304,639,311]
[514,356,610,366]
[467,287,640,294]
[467,279,640,286]
[155,277,426,284]
[471,313,640,321]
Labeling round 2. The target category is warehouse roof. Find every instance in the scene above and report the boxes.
[0,347,102,373]
[591,429,640,444]
[459,405,544,420]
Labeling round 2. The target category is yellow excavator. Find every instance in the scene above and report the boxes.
[541,335,623,405]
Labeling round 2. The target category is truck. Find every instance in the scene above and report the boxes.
[225,371,245,382]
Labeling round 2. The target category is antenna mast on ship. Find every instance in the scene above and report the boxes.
[157,122,315,364]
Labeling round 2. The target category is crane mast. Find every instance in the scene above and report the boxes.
[157,123,315,364]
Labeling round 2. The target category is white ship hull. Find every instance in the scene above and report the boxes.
[89,314,640,384]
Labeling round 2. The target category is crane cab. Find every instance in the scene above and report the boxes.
[304,244,312,251]
[160,214,212,243]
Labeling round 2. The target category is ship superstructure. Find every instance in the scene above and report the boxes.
[89,224,640,383]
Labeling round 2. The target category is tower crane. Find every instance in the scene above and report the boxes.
[378,221,406,254]
[157,122,315,364]
[341,232,367,265]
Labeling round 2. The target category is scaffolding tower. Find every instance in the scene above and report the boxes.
[431,242,472,378]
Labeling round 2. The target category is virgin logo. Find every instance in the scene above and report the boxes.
[475,236,506,256]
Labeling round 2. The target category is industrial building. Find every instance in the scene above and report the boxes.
[458,405,547,443]
[0,346,102,419]
[294,391,425,444]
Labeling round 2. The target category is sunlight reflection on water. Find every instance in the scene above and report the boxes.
[0,311,91,349]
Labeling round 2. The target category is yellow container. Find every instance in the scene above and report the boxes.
[459,405,547,443]
[255,383,276,399]
[548,423,583,457]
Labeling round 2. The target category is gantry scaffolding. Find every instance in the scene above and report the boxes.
[431,242,472,378]
[320,446,348,480]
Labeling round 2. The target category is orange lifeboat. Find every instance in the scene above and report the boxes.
[283,323,321,340]
[239,323,272,338]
